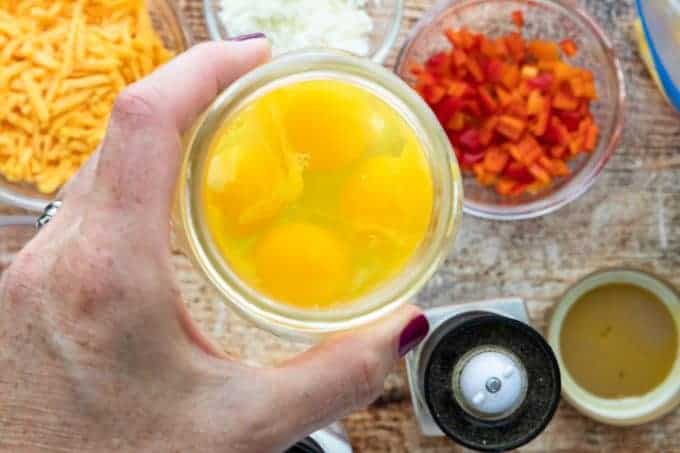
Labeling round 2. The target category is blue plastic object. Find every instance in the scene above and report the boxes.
[636,0,680,111]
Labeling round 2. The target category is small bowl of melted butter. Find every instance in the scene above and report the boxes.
[548,268,680,425]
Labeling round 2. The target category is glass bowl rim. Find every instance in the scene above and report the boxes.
[179,49,463,339]
[394,0,626,221]
[201,0,405,64]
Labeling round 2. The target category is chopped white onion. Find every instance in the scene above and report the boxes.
[217,0,374,57]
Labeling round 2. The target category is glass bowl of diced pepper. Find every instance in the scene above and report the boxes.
[395,0,625,220]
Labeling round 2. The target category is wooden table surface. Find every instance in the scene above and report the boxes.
[2,0,679,451]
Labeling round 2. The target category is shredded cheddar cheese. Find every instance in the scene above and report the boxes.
[0,0,174,194]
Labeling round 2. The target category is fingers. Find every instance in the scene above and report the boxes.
[115,38,272,132]
[79,39,271,226]
[261,306,429,444]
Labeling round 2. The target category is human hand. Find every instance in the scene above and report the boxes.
[0,38,429,453]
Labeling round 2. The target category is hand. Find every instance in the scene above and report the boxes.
[0,39,429,453]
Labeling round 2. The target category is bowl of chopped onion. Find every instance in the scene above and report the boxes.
[0,0,190,212]
[203,0,403,64]
[395,0,626,220]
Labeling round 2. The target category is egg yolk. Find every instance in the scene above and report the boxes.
[201,79,436,310]
[255,222,350,307]
[340,138,433,253]
[203,99,305,235]
[282,81,374,171]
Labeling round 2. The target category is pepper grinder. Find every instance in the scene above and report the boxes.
[287,423,352,453]
[406,298,561,452]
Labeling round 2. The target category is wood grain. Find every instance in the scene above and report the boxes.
[2,0,680,451]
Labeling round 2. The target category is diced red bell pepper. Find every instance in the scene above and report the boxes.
[517,135,542,165]
[484,59,504,83]
[581,79,597,100]
[452,49,467,67]
[528,40,561,61]
[552,61,575,81]
[494,38,509,58]
[549,145,567,158]
[416,70,437,86]
[483,146,510,174]
[584,124,599,151]
[465,57,484,83]
[461,99,482,116]
[569,77,584,97]
[512,10,524,28]
[423,84,446,104]
[527,90,544,116]
[459,28,478,50]
[496,178,518,196]
[521,65,539,79]
[433,96,462,124]
[447,112,466,131]
[568,134,584,155]
[539,156,570,177]
[506,143,523,162]
[447,80,473,98]
[557,110,582,131]
[528,163,552,184]
[543,117,570,146]
[496,115,526,141]
[527,73,555,91]
[505,32,526,61]
[503,161,535,184]
[506,100,528,120]
[560,38,578,57]
[553,89,579,111]
[477,172,499,187]
[480,38,497,58]
[426,51,450,76]
[478,86,498,113]
[479,116,499,146]
[552,159,571,176]
[500,63,520,90]
[508,183,530,196]
[496,86,513,107]
[526,180,550,194]
[460,128,482,151]
[445,28,463,48]
[532,109,551,137]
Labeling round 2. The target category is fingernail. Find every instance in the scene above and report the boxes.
[227,32,267,42]
[398,314,429,357]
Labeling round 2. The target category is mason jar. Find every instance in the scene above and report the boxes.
[176,50,462,340]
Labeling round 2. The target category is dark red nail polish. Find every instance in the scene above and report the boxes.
[398,314,429,357]
[227,32,266,42]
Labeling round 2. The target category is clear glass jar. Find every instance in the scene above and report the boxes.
[176,50,463,340]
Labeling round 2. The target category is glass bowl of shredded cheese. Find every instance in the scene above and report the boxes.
[203,0,403,63]
[0,0,190,212]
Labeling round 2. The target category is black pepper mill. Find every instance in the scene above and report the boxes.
[286,423,352,453]
[406,299,561,452]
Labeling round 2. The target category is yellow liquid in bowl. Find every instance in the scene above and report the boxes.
[202,80,434,310]
[560,283,678,398]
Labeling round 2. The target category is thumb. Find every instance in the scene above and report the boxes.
[263,305,429,443]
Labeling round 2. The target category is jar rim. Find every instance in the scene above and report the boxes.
[179,50,463,339]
